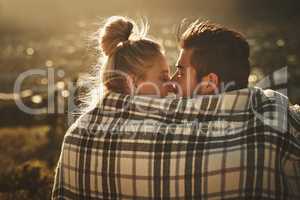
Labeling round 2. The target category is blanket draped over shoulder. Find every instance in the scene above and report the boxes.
[52,87,300,200]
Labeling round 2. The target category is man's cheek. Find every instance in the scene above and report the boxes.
[180,80,188,96]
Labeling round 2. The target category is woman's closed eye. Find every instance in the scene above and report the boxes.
[160,74,170,82]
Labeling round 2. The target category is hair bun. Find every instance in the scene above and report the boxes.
[100,16,134,56]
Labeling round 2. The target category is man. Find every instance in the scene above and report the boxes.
[171,20,250,96]
[169,20,300,199]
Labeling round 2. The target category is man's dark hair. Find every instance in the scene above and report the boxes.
[180,20,250,90]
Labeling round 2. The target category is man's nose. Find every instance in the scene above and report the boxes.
[170,72,177,82]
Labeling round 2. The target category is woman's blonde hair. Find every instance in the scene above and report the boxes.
[75,16,163,117]
[99,16,163,94]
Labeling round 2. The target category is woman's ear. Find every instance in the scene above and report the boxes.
[132,75,141,89]
[200,73,219,94]
[123,74,137,94]
[131,74,145,94]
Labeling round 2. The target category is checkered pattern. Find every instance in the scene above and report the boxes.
[52,87,300,200]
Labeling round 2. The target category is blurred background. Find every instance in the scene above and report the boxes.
[0,0,299,199]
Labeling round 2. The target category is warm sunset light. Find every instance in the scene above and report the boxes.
[0,1,299,199]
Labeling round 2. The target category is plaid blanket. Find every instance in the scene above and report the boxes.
[52,87,300,200]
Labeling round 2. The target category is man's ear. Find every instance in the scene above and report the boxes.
[201,73,219,94]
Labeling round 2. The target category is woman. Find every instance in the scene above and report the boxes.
[52,16,173,199]
[98,16,171,97]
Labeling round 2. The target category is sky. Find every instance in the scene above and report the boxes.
[0,0,243,30]
[0,0,298,31]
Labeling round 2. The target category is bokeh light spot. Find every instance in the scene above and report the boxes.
[26,47,35,56]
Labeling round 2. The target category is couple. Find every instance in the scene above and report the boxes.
[52,16,300,199]
[96,16,249,98]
